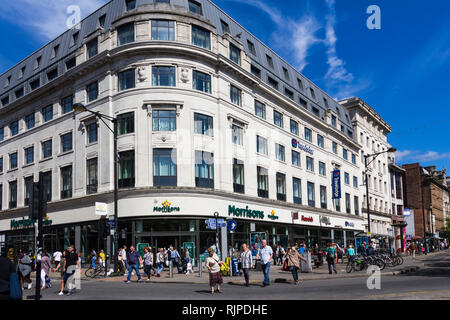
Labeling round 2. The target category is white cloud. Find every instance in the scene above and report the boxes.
[395,150,450,163]
[0,0,108,40]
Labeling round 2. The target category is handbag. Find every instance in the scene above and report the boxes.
[9,272,22,300]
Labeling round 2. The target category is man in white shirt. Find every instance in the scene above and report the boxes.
[53,250,62,268]
[256,240,273,287]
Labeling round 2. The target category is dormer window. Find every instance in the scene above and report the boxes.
[4,76,11,87]
[19,66,26,79]
[34,56,41,70]
[309,87,316,100]
[297,78,304,91]
[283,67,289,80]
[323,98,329,108]
[188,0,203,15]
[247,40,255,55]
[125,0,136,11]
[51,45,59,59]
[266,54,274,68]
[30,78,40,91]
[220,20,230,34]
[98,14,106,28]
[71,31,79,47]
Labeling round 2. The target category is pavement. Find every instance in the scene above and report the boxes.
[43,249,443,285]
[32,250,450,300]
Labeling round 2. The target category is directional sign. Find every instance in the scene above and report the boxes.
[227,220,237,232]
[205,219,226,230]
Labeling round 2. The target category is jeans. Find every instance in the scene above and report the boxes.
[156,262,164,275]
[261,262,271,285]
[243,268,250,285]
[144,265,152,279]
[291,266,299,281]
[327,259,336,274]
[127,264,141,281]
[92,257,96,269]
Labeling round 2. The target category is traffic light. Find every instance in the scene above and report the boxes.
[28,183,40,220]
[98,219,107,239]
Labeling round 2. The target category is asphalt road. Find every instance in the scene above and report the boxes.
[36,251,450,300]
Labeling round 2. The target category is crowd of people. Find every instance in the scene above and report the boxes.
[406,240,448,257]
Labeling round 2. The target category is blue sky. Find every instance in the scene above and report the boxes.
[0,0,449,172]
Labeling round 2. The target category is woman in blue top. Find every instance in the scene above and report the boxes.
[326,243,337,274]
[347,244,356,262]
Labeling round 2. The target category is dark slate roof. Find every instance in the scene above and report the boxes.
[0,0,354,136]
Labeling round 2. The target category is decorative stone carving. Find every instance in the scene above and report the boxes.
[180,67,190,83]
[137,66,147,82]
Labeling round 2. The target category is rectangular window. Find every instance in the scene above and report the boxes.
[118,69,135,91]
[292,150,300,167]
[284,88,294,100]
[353,176,358,188]
[320,186,327,209]
[354,196,359,216]
[247,40,256,55]
[10,152,18,169]
[267,77,278,89]
[60,165,73,199]
[87,122,98,144]
[273,110,283,128]
[307,182,315,207]
[256,136,268,155]
[283,67,290,80]
[86,158,98,194]
[334,198,341,212]
[319,161,326,176]
[152,109,177,132]
[10,121,19,136]
[332,142,337,154]
[1,96,9,106]
[343,148,348,160]
[352,153,356,164]
[126,0,136,11]
[192,25,210,49]
[304,127,312,142]
[331,115,337,127]
[297,78,304,91]
[230,85,242,106]
[343,172,349,185]
[193,70,211,93]
[119,150,135,188]
[233,158,244,193]
[24,176,33,206]
[152,66,176,86]
[25,113,35,130]
[71,31,79,47]
[312,107,320,117]
[306,156,314,172]
[293,178,302,204]
[61,132,73,153]
[0,184,2,210]
[232,124,243,146]
[317,134,324,148]
[47,68,58,81]
[153,149,177,186]
[65,57,76,70]
[195,151,214,188]
[42,105,53,122]
[275,144,285,162]
[266,54,274,68]
[193,113,213,136]
[117,112,135,135]
[220,20,230,34]
[117,22,135,45]
[0,157,3,172]
[299,98,307,108]
[51,45,59,59]
[87,81,99,102]
[34,56,41,70]
[257,167,269,198]
[42,140,52,159]
[230,43,241,65]
[25,146,34,164]
[188,0,202,15]
[15,88,24,99]
[276,173,286,202]
[42,171,52,201]
[61,95,73,114]
[98,14,106,28]
[309,87,316,100]
[30,78,40,91]
[290,120,298,135]
[345,193,351,214]
[255,100,266,119]
[152,20,175,40]
[86,38,98,58]
[9,181,17,209]
[250,65,261,78]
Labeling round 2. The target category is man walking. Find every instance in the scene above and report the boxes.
[120,246,128,275]
[64,245,81,296]
[125,246,142,283]
[240,244,253,286]
[52,250,62,269]
[326,243,337,274]
[256,240,273,287]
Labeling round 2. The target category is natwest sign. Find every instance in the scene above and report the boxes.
[301,215,314,223]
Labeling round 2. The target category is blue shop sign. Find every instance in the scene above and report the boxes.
[332,169,341,199]
[291,138,314,155]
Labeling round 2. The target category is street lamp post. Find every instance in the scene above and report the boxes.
[364,147,396,234]
[74,103,119,273]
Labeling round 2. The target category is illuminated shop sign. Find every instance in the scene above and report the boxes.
[228,205,264,219]
[11,216,52,229]
[153,200,180,213]
[291,139,314,155]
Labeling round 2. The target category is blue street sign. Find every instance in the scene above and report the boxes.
[332,169,341,199]
[205,218,226,230]
[227,220,237,232]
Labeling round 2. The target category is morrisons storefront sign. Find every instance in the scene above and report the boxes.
[153,200,180,213]
[228,205,264,219]
[11,216,52,229]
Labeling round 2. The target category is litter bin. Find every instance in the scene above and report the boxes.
[231,258,240,276]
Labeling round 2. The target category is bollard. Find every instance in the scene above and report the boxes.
[169,261,173,278]
[198,258,202,278]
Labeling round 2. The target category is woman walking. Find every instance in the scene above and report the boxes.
[55,250,66,295]
[17,250,33,290]
[205,248,223,294]
[156,248,165,277]
[240,244,253,286]
[286,247,307,285]
[40,250,52,290]
[143,247,153,282]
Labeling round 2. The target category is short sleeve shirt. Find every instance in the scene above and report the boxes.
[258,246,273,264]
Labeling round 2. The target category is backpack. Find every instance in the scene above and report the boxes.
[326,249,335,260]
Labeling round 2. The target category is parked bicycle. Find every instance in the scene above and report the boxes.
[85,261,106,278]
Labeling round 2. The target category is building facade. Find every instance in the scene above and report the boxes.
[0,0,365,260]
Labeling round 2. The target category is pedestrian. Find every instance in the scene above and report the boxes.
[276,245,285,266]
[0,255,22,300]
[168,246,182,274]
[256,239,273,287]
[63,245,81,296]
[410,242,416,258]
[143,247,153,282]
[358,241,367,256]
[367,241,375,256]
[326,243,337,274]
[125,246,142,283]
[55,250,66,296]
[286,247,307,285]
[347,244,355,262]
[52,249,62,269]
[120,245,128,274]
[240,243,253,286]
[17,250,33,290]
[183,248,193,275]
[40,250,52,290]
[91,249,97,269]
[99,249,106,268]
[205,248,223,294]
[156,248,165,277]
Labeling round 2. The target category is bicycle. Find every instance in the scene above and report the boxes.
[85,261,106,278]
